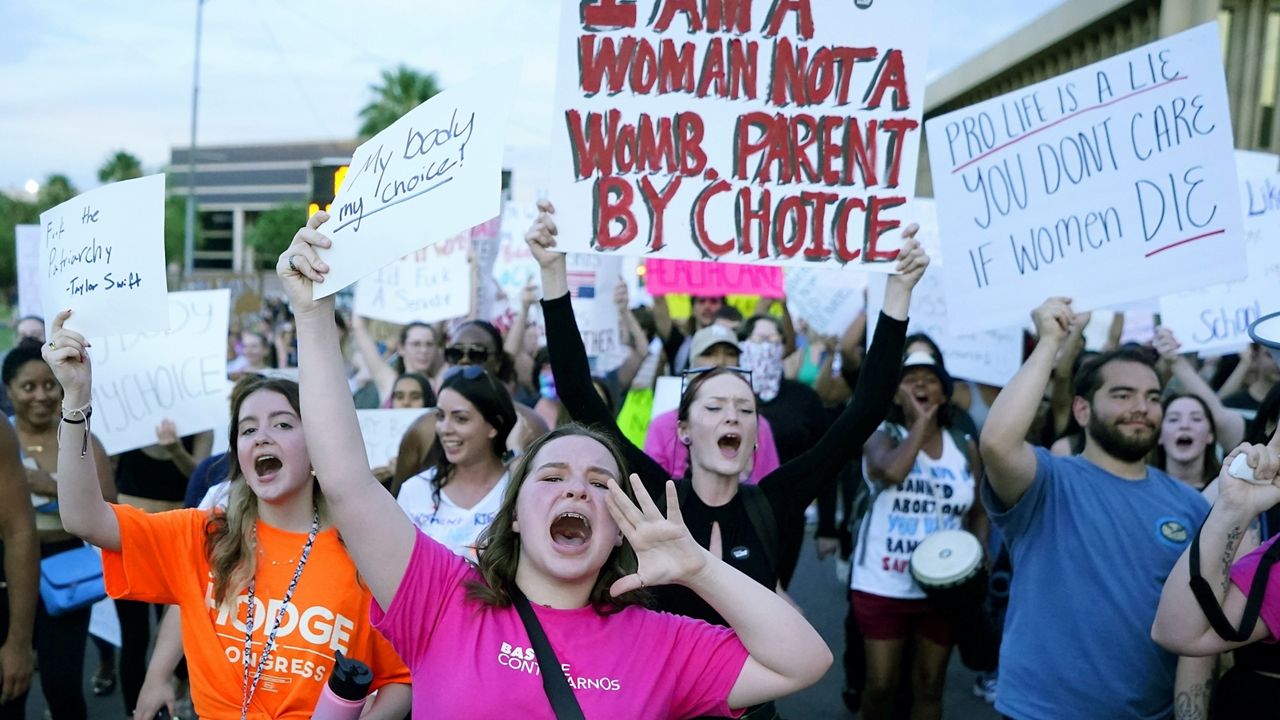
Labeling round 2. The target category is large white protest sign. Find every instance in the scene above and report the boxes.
[867,201,1022,387]
[356,408,431,468]
[1159,151,1280,354]
[354,232,471,324]
[315,63,516,299]
[926,23,1246,334]
[87,290,230,455]
[784,268,867,338]
[39,174,169,338]
[15,225,40,318]
[549,0,930,269]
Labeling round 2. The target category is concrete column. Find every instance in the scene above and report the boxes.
[232,207,245,273]
[1159,0,1220,37]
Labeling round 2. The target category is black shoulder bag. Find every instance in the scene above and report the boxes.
[511,589,586,720]
[1188,519,1280,642]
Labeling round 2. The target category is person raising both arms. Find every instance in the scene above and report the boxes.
[40,313,411,720]
[278,210,832,718]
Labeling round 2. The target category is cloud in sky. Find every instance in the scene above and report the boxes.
[0,0,1064,191]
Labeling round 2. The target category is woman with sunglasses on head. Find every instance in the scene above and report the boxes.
[527,201,923,624]
[39,315,412,720]
[396,365,516,560]
[275,211,833,718]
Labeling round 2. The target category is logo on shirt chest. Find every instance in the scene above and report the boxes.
[1155,517,1190,548]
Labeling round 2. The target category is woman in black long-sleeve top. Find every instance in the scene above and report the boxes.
[527,201,926,623]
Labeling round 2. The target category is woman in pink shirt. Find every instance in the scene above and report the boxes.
[277,212,833,718]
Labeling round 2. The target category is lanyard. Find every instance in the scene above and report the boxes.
[240,510,319,720]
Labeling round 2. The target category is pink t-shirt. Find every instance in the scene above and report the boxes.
[643,409,779,485]
[372,531,750,719]
[1230,534,1280,643]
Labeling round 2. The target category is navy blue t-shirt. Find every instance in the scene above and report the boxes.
[982,447,1209,720]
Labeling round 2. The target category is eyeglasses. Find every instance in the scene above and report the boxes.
[680,365,753,397]
[444,344,492,365]
[443,364,488,382]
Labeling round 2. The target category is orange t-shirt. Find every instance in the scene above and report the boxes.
[104,504,410,719]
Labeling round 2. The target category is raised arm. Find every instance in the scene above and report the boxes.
[154,421,213,479]
[606,477,831,710]
[1152,440,1280,656]
[350,314,398,402]
[0,416,36,704]
[1050,312,1088,439]
[42,310,120,550]
[1154,327,1246,449]
[279,212,417,608]
[612,280,649,392]
[527,201,671,496]
[980,298,1078,509]
[758,235,924,511]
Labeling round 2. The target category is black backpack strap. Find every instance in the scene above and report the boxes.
[511,589,586,720]
[1187,518,1280,643]
[740,484,779,576]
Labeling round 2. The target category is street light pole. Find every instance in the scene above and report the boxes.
[183,0,206,278]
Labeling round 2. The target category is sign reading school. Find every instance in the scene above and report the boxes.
[926,23,1246,334]
[38,174,169,338]
[314,63,515,298]
[550,0,930,269]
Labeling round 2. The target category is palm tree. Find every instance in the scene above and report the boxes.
[98,150,144,183]
[357,65,441,139]
[37,174,78,210]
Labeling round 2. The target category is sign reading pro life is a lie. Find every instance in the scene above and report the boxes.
[38,174,169,338]
[549,0,931,269]
[314,63,516,299]
[926,23,1246,334]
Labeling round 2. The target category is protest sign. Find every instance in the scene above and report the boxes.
[784,267,867,338]
[568,254,626,373]
[87,290,230,455]
[1159,151,1280,354]
[315,63,516,299]
[16,224,40,318]
[651,376,682,420]
[549,0,930,269]
[39,174,169,338]
[926,23,1246,334]
[356,408,431,468]
[354,232,471,324]
[644,259,784,297]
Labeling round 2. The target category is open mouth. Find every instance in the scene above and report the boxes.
[550,512,592,547]
[717,433,742,458]
[1174,434,1195,449]
[254,454,283,478]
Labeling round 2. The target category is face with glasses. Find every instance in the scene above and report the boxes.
[679,371,758,479]
[400,325,440,375]
[446,325,501,376]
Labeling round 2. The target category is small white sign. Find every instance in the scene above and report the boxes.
[785,267,868,339]
[38,174,169,338]
[356,408,432,468]
[16,225,40,319]
[353,232,472,325]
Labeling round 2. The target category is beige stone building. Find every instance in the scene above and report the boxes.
[920,0,1279,194]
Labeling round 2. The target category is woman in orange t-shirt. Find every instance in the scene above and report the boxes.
[38,319,412,720]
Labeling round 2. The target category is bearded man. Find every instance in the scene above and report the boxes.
[978,297,1212,720]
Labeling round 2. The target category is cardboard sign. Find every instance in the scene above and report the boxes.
[644,259,784,298]
[353,232,472,324]
[1159,151,1280,354]
[315,63,516,298]
[38,174,169,338]
[549,0,930,268]
[926,23,1246,334]
[87,290,230,455]
[784,267,867,338]
[15,224,40,318]
[356,408,431,468]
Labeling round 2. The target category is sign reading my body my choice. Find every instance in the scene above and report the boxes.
[313,63,516,299]
[549,0,931,269]
[926,22,1246,334]
[38,174,169,338]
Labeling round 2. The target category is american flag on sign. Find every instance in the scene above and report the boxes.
[566,269,596,299]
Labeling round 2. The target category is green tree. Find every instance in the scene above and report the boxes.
[0,195,39,290]
[245,204,306,266]
[36,174,78,210]
[163,193,197,269]
[357,65,441,139]
[97,150,144,183]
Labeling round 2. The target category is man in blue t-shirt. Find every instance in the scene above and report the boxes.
[979,297,1213,720]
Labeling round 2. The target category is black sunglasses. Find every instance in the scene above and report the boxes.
[444,344,492,365]
[679,365,753,397]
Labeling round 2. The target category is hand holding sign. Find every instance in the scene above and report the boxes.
[1032,298,1075,345]
[277,212,334,318]
[524,201,565,272]
[43,310,93,406]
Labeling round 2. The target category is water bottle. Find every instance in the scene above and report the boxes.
[312,650,373,720]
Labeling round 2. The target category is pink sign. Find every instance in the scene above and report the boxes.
[644,259,784,298]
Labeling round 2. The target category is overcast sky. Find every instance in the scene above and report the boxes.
[1,0,1066,192]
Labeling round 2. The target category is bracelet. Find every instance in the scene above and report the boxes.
[57,404,92,457]
[61,407,92,425]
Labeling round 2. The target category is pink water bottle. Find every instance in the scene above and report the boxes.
[312,650,373,720]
